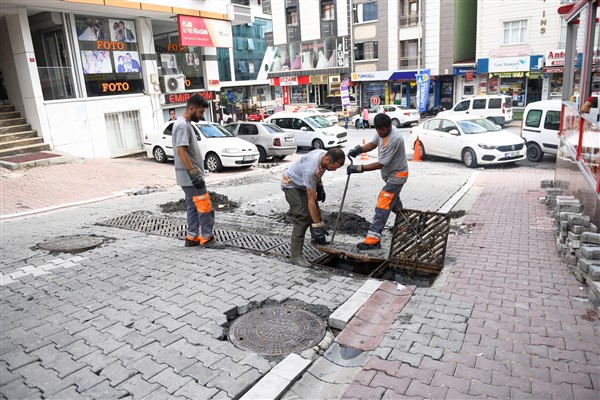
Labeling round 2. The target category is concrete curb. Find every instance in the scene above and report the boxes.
[240,353,311,400]
[328,279,383,330]
[437,171,479,214]
[0,154,84,170]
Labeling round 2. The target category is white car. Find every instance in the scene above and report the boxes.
[409,115,526,168]
[266,112,347,149]
[302,108,340,125]
[224,122,297,163]
[352,105,420,128]
[144,121,259,172]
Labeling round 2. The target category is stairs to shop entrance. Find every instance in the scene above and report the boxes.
[0,104,50,157]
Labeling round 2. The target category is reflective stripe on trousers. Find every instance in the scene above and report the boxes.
[365,182,404,243]
[182,186,215,240]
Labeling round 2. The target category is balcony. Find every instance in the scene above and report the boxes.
[398,56,420,68]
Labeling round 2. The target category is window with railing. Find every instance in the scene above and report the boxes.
[503,20,528,45]
[355,41,378,61]
[287,7,300,42]
[353,2,377,23]
[399,0,419,26]
[399,40,418,67]
[559,16,567,48]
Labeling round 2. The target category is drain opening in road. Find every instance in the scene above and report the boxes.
[274,211,371,235]
[38,235,104,253]
[160,192,240,213]
[228,305,326,356]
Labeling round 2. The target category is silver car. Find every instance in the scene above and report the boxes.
[224,122,297,163]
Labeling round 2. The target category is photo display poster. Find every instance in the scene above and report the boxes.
[75,15,143,96]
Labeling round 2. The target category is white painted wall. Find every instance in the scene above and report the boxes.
[299,1,320,41]
[424,0,440,76]
[476,0,563,58]
[337,0,349,37]
[387,0,399,70]
[271,0,286,45]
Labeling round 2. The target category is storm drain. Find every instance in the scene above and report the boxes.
[228,305,326,356]
[38,235,104,253]
[96,213,326,261]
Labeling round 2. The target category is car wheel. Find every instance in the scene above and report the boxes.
[257,146,267,163]
[275,155,287,161]
[312,139,324,149]
[391,118,401,128]
[526,142,543,162]
[205,153,223,172]
[226,118,232,124]
[153,146,167,163]
[462,148,478,168]
[354,121,360,129]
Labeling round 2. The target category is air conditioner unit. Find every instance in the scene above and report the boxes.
[161,74,185,94]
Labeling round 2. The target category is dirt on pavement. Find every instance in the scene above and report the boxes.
[273,211,371,235]
[159,192,240,213]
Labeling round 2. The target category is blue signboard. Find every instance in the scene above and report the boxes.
[416,69,430,112]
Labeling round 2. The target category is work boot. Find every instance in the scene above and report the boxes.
[290,239,311,267]
[200,236,226,249]
[356,241,381,250]
[185,236,200,247]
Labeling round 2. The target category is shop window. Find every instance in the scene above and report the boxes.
[525,109,542,128]
[355,41,378,61]
[354,2,377,23]
[399,40,418,67]
[473,99,487,109]
[217,48,232,81]
[503,20,527,45]
[75,15,143,97]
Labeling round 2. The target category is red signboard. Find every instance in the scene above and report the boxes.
[164,91,216,105]
[282,86,290,105]
[466,71,474,81]
[178,15,233,48]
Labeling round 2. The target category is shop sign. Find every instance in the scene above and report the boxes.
[544,67,564,73]
[167,44,190,52]
[351,71,393,81]
[267,35,349,73]
[102,81,129,93]
[416,69,431,113]
[282,86,290,105]
[309,75,328,84]
[340,78,350,107]
[465,71,474,81]
[490,72,530,78]
[178,15,233,48]
[280,77,298,86]
[164,90,216,105]
[488,56,530,73]
[545,49,600,66]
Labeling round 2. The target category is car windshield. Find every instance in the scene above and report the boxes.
[195,123,231,138]
[306,115,333,128]
[457,118,500,134]
[262,124,284,133]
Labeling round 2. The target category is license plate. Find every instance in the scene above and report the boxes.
[243,156,256,161]
[504,151,518,158]
[285,137,294,142]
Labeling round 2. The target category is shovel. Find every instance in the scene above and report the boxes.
[330,154,353,245]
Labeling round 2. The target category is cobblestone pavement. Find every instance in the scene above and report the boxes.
[3,154,593,400]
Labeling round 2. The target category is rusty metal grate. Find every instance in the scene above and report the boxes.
[389,208,451,274]
[266,242,325,263]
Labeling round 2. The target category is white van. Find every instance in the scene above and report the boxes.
[265,111,348,149]
[521,100,562,162]
[438,95,513,126]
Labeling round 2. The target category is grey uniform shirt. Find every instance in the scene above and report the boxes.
[281,149,327,191]
[371,126,408,185]
[172,117,204,187]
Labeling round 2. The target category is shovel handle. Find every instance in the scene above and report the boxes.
[330,154,354,245]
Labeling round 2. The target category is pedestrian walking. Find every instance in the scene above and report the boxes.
[361,106,369,129]
[172,95,225,249]
[282,148,346,266]
[343,107,349,129]
[347,113,408,250]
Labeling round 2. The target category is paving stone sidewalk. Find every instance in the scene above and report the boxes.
[335,166,600,400]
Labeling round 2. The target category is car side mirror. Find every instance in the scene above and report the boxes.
[300,127,308,131]
[449,129,460,135]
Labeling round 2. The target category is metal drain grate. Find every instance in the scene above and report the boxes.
[266,242,325,263]
[214,229,247,243]
[225,235,285,251]
[151,220,187,239]
[97,213,155,230]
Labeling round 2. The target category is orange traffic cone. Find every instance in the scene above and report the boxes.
[412,136,422,162]
[360,138,369,161]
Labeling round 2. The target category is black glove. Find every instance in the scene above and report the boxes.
[312,223,329,245]
[348,145,363,158]
[187,168,206,190]
[316,186,326,202]
[347,165,363,175]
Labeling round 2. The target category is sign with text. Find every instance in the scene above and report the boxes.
[340,78,350,107]
[416,69,430,113]
[164,90,216,105]
[282,86,290,105]
[489,56,530,72]
[178,15,232,48]
[279,76,298,86]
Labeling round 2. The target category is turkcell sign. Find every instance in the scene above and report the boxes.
[178,15,233,48]
[416,69,430,113]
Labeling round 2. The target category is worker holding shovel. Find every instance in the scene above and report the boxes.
[281,148,346,267]
[347,113,408,250]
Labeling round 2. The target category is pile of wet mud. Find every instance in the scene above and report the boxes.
[273,211,370,235]
[159,192,240,213]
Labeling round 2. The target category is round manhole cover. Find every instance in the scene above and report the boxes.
[228,306,326,356]
[38,235,104,253]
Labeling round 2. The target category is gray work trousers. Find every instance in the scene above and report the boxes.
[182,186,215,240]
[366,182,404,242]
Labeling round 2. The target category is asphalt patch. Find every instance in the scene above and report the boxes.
[273,211,370,235]
[159,192,240,213]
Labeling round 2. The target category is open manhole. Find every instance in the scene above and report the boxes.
[228,306,326,356]
[38,235,104,253]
